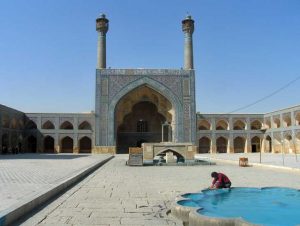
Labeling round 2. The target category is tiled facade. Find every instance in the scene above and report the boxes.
[95,69,196,149]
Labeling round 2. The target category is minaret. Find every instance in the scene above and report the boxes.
[96,14,109,69]
[182,15,194,70]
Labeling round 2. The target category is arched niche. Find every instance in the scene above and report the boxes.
[273,118,281,128]
[78,121,92,130]
[61,136,73,153]
[107,77,183,147]
[199,137,211,153]
[198,120,211,130]
[10,118,18,129]
[251,136,260,152]
[265,135,272,153]
[60,121,74,130]
[2,114,10,128]
[216,120,228,130]
[79,136,92,153]
[264,119,271,129]
[234,136,245,153]
[251,120,262,130]
[233,120,246,130]
[284,134,293,153]
[216,137,228,153]
[42,120,55,129]
[115,85,173,154]
[155,149,185,163]
[44,136,55,153]
[283,115,291,127]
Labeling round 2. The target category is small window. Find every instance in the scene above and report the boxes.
[137,120,148,132]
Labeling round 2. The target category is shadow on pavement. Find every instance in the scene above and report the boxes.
[0,154,90,160]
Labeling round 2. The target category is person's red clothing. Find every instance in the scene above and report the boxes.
[212,173,231,188]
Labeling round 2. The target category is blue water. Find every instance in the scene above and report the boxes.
[179,187,300,226]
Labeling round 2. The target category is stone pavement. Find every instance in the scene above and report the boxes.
[19,154,300,226]
[0,154,112,214]
[200,152,300,170]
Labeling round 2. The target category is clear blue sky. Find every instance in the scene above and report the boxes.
[0,0,299,113]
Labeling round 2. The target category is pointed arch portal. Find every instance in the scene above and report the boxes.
[216,137,227,153]
[199,137,210,153]
[251,136,260,153]
[44,136,55,153]
[79,136,92,153]
[115,85,173,153]
[61,136,73,153]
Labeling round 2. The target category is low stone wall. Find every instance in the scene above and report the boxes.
[143,142,196,164]
[129,147,142,154]
[172,197,255,226]
[93,146,116,154]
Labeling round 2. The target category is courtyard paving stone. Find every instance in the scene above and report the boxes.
[19,153,300,226]
[0,154,112,220]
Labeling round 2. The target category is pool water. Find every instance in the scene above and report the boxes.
[179,187,300,226]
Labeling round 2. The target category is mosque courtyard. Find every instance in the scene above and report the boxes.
[0,153,298,225]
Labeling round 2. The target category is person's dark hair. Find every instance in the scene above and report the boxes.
[211,172,218,178]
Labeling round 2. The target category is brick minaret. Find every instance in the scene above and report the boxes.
[96,14,109,69]
[182,15,194,69]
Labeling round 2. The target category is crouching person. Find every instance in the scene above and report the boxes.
[210,172,231,189]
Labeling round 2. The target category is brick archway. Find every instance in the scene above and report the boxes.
[107,77,184,147]
[115,85,171,153]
